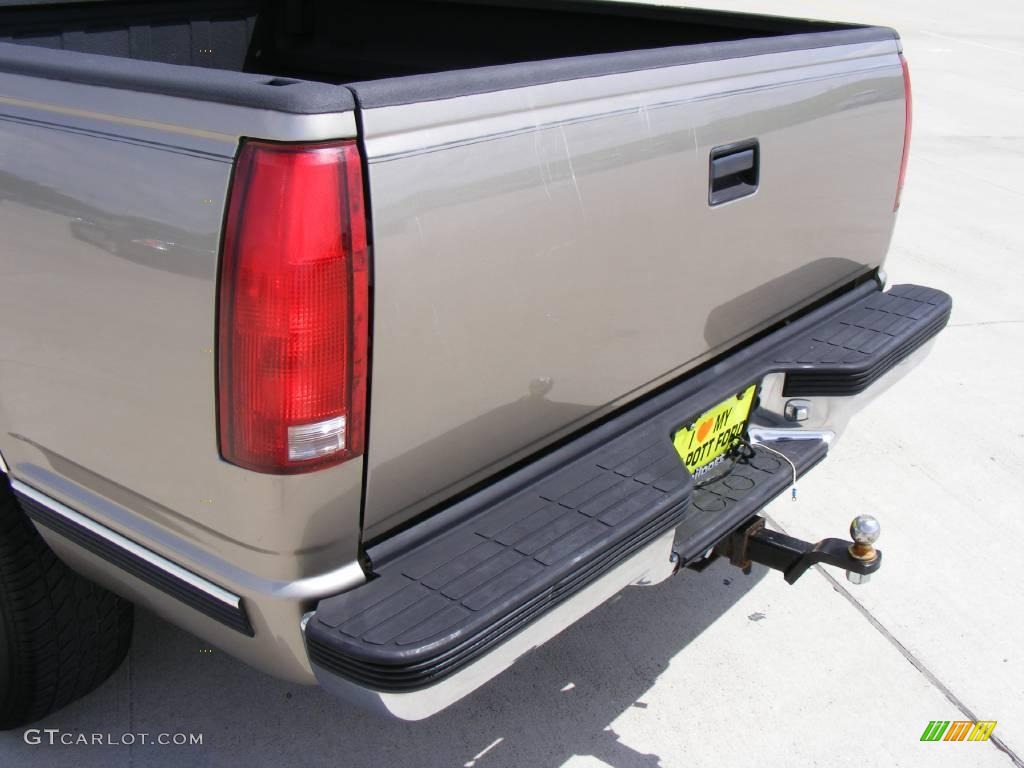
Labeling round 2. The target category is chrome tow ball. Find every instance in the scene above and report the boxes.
[846,515,881,585]
[712,514,883,585]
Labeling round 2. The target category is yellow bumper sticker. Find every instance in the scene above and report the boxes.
[672,384,756,479]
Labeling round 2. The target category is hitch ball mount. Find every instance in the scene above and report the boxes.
[705,514,882,585]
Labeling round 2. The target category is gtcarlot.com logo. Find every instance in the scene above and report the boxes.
[23,729,203,746]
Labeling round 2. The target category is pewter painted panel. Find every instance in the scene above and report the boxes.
[361,43,905,537]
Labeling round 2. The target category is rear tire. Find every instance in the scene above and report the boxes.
[0,472,133,729]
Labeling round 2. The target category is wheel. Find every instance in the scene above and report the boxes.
[0,472,133,729]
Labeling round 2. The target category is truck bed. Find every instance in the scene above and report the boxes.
[0,0,868,82]
[0,0,907,681]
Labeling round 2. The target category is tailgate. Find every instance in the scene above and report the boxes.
[353,34,906,538]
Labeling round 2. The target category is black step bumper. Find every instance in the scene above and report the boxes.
[304,281,950,716]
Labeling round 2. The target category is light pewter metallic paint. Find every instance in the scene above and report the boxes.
[360,39,906,539]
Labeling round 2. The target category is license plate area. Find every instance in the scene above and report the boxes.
[672,384,756,480]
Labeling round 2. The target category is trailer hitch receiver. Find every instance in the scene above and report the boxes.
[714,515,882,585]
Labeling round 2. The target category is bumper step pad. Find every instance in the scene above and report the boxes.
[308,435,692,691]
[306,282,950,692]
[778,284,951,396]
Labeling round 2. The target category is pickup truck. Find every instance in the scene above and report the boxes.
[0,0,950,726]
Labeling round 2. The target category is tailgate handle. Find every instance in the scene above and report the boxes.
[709,140,759,205]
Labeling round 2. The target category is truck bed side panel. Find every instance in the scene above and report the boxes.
[0,73,367,678]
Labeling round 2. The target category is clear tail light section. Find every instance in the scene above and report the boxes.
[217,139,368,474]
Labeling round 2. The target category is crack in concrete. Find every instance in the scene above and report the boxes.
[765,513,1024,768]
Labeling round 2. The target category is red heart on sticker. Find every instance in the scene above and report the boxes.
[697,417,714,443]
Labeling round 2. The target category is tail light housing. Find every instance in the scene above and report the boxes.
[218,139,368,474]
[894,53,912,211]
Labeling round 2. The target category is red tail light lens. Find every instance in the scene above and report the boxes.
[218,139,368,474]
[894,54,912,211]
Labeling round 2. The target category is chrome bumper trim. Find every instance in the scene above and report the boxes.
[12,478,253,635]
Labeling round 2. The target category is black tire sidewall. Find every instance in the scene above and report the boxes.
[0,478,133,729]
